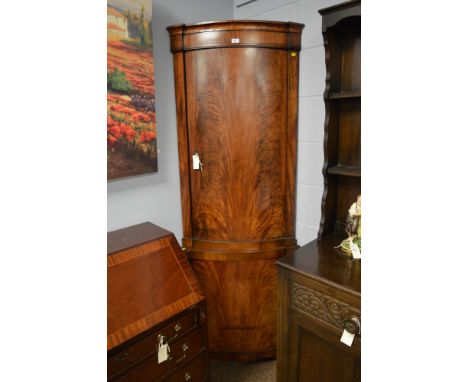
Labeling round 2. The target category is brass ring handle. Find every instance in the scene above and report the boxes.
[176,343,189,363]
[344,317,361,335]
[161,323,183,342]
[113,352,128,362]
[200,310,206,322]
[168,323,182,341]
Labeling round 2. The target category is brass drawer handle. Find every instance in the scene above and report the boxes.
[344,316,361,335]
[113,352,128,363]
[184,372,191,381]
[159,323,183,343]
[176,343,189,363]
[168,323,182,340]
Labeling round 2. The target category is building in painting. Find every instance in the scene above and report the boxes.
[107,7,128,39]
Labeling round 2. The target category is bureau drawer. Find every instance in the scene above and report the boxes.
[110,329,205,382]
[108,309,198,377]
[164,353,205,382]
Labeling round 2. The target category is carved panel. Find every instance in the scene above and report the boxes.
[291,281,360,332]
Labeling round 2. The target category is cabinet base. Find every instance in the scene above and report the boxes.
[184,237,297,360]
[209,349,276,362]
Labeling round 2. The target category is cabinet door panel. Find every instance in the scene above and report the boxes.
[185,48,288,241]
[290,316,360,382]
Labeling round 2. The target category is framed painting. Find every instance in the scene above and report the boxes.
[107,0,157,180]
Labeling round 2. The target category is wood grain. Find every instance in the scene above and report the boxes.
[108,233,204,350]
[319,8,361,239]
[168,21,303,52]
[191,258,278,358]
[185,47,288,241]
[108,223,209,381]
[277,3,361,380]
[107,222,171,255]
[168,21,303,360]
[172,52,193,238]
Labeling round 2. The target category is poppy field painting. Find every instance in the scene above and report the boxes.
[107,0,157,180]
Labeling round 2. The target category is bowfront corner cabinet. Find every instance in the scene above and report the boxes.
[107,223,208,381]
[277,1,361,381]
[167,20,304,360]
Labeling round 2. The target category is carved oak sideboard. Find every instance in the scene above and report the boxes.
[276,235,361,381]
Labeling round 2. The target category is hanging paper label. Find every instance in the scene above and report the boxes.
[340,329,355,347]
[192,154,200,170]
[351,242,361,259]
[158,339,170,364]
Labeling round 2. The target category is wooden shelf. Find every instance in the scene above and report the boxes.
[318,11,360,241]
[327,91,361,99]
[327,165,360,177]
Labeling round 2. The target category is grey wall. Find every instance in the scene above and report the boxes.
[234,0,344,245]
[107,0,233,241]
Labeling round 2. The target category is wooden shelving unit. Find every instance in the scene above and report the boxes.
[327,165,361,177]
[327,90,361,99]
[319,1,361,240]
[276,3,361,381]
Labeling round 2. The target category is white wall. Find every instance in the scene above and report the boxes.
[107,0,233,241]
[234,0,343,245]
[108,0,343,246]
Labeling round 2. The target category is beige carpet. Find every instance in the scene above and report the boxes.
[209,359,276,382]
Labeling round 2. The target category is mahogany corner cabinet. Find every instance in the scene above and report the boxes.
[167,20,304,360]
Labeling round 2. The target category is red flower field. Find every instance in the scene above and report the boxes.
[107,34,157,179]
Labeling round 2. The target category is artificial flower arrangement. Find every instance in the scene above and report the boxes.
[338,195,361,256]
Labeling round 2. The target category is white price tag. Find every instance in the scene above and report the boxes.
[351,242,361,259]
[158,338,170,364]
[231,38,240,43]
[340,329,355,347]
[192,153,200,170]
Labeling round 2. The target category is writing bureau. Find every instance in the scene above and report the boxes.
[277,1,361,381]
[108,222,208,381]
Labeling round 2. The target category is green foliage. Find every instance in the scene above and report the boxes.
[139,6,145,45]
[107,68,133,94]
[123,7,152,47]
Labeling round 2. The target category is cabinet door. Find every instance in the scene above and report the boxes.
[184,47,288,241]
[289,314,360,382]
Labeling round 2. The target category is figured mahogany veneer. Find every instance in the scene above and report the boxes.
[168,21,303,360]
[108,223,208,381]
